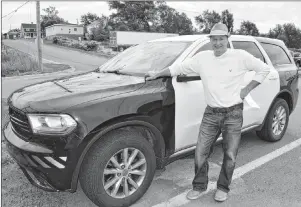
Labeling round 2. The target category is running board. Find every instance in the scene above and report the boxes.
[169,124,260,160]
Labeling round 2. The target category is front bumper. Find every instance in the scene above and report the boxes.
[4,122,73,192]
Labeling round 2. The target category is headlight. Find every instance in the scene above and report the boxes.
[27,114,77,135]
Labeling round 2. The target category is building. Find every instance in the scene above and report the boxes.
[7,31,20,39]
[45,24,84,40]
[20,23,41,39]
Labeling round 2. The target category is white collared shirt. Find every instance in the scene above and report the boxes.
[169,49,271,108]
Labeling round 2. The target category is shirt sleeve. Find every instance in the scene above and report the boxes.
[241,50,271,83]
[169,56,199,77]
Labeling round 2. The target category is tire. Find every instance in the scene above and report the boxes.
[256,98,289,142]
[79,129,156,207]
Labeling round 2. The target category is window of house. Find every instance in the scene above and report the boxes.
[260,43,291,66]
[232,41,265,62]
[74,28,77,32]
[193,41,230,56]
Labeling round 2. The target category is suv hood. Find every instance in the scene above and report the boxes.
[9,72,146,112]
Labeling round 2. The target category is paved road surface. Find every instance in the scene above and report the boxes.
[3,39,108,72]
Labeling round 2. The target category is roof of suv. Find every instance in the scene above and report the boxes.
[150,34,257,42]
[150,34,284,46]
[254,36,285,47]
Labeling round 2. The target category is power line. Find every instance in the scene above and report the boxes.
[2,1,30,19]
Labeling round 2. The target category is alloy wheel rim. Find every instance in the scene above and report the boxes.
[103,148,147,199]
[272,106,286,136]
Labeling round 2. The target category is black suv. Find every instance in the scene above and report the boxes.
[4,35,299,207]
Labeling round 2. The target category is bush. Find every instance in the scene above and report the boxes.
[53,37,58,44]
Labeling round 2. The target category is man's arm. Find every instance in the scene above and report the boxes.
[146,57,198,81]
[240,80,260,100]
[240,51,271,99]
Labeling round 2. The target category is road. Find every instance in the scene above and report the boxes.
[3,39,108,71]
[2,39,109,98]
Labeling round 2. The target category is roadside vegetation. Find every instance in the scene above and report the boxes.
[1,44,71,77]
[46,36,118,57]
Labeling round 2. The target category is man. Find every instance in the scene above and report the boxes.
[146,23,271,202]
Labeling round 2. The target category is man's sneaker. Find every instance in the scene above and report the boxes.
[214,189,228,202]
[186,189,204,200]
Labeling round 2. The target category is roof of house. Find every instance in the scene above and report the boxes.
[21,23,36,29]
[7,31,20,35]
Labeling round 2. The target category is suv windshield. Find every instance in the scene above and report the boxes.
[98,41,192,76]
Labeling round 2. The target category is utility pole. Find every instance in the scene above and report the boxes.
[36,1,43,72]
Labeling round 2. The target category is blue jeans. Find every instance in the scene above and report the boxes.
[192,103,243,193]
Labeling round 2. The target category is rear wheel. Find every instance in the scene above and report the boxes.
[256,98,289,142]
[80,130,156,207]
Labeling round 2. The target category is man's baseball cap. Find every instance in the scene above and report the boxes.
[208,23,230,37]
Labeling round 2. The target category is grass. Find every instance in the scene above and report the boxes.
[1,44,71,77]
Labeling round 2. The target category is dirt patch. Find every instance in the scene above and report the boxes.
[1,45,71,77]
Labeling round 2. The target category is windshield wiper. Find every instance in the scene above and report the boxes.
[104,70,123,75]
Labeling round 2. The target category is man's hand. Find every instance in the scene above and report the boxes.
[240,80,261,100]
[145,71,160,81]
[145,68,172,81]
[240,87,250,100]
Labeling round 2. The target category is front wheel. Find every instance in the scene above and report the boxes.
[256,98,289,142]
[79,130,156,207]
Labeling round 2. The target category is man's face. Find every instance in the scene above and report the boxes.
[210,35,228,55]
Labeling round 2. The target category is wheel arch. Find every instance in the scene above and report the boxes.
[257,89,293,131]
[70,116,166,192]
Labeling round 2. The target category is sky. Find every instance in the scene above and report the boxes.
[1,1,301,34]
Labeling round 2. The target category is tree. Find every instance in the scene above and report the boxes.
[221,10,234,33]
[195,10,221,33]
[108,1,156,32]
[41,6,68,33]
[194,9,234,34]
[268,23,301,48]
[86,15,111,41]
[80,13,100,26]
[9,28,21,33]
[237,20,259,36]
[107,1,194,34]
[153,3,194,35]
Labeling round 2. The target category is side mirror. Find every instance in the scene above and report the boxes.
[297,69,301,77]
[176,75,201,82]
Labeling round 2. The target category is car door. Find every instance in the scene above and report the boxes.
[172,38,280,151]
[258,42,299,108]
[172,40,229,151]
[230,39,280,128]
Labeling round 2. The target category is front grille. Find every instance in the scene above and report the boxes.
[9,106,32,140]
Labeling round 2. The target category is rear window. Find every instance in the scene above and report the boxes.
[232,41,265,62]
[260,43,291,66]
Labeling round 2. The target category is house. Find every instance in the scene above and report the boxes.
[7,31,20,39]
[20,23,42,38]
[45,24,84,40]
